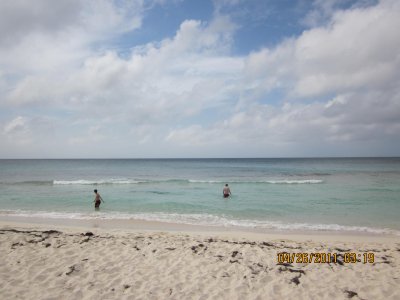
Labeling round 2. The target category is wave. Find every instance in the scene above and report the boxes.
[189,179,324,184]
[264,179,324,184]
[54,179,223,185]
[53,179,222,185]
[188,180,223,183]
[53,179,147,185]
[2,178,324,185]
[1,209,398,236]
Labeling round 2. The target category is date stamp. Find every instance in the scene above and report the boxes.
[277,252,375,264]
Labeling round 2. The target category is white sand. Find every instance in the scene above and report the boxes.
[0,221,399,300]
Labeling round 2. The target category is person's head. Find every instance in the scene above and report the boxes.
[94,189,98,193]
[225,184,228,187]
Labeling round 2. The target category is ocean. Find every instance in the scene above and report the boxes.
[0,158,399,235]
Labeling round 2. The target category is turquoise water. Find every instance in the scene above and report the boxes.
[0,158,399,235]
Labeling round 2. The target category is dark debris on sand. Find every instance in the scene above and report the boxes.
[344,290,366,300]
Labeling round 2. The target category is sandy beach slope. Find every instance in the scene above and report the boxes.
[0,223,399,300]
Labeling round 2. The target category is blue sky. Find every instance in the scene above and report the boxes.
[0,0,399,158]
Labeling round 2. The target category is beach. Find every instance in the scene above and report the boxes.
[2,0,400,298]
[1,158,399,299]
[1,219,399,300]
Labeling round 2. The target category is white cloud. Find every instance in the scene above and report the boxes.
[0,0,145,75]
[245,0,400,99]
[58,16,242,124]
[0,9,245,157]
[0,0,399,157]
[0,0,82,46]
[1,115,59,153]
[165,0,400,156]
[302,0,349,27]
[67,125,106,146]
[293,0,400,97]
[3,116,28,135]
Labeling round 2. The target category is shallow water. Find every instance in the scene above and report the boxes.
[0,158,399,235]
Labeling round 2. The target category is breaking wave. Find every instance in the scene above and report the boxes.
[53,179,146,185]
[2,178,324,185]
[0,210,398,236]
[264,179,323,184]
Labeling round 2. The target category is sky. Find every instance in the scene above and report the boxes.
[0,0,399,158]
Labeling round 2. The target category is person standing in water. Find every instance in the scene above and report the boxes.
[223,184,231,198]
[93,189,104,209]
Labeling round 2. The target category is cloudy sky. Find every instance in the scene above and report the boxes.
[1,0,399,158]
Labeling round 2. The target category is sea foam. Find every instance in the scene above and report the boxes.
[53,179,145,185]
[51,178,324,185]
[1,210,398,236]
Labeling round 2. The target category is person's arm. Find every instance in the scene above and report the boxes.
[100,195,105,203]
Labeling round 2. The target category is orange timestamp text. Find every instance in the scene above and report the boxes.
[277,252,375,264]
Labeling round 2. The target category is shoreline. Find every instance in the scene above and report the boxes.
[1,215,399,244]
[2,207,399,238]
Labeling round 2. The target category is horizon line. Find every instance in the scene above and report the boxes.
[0,156,399,160]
